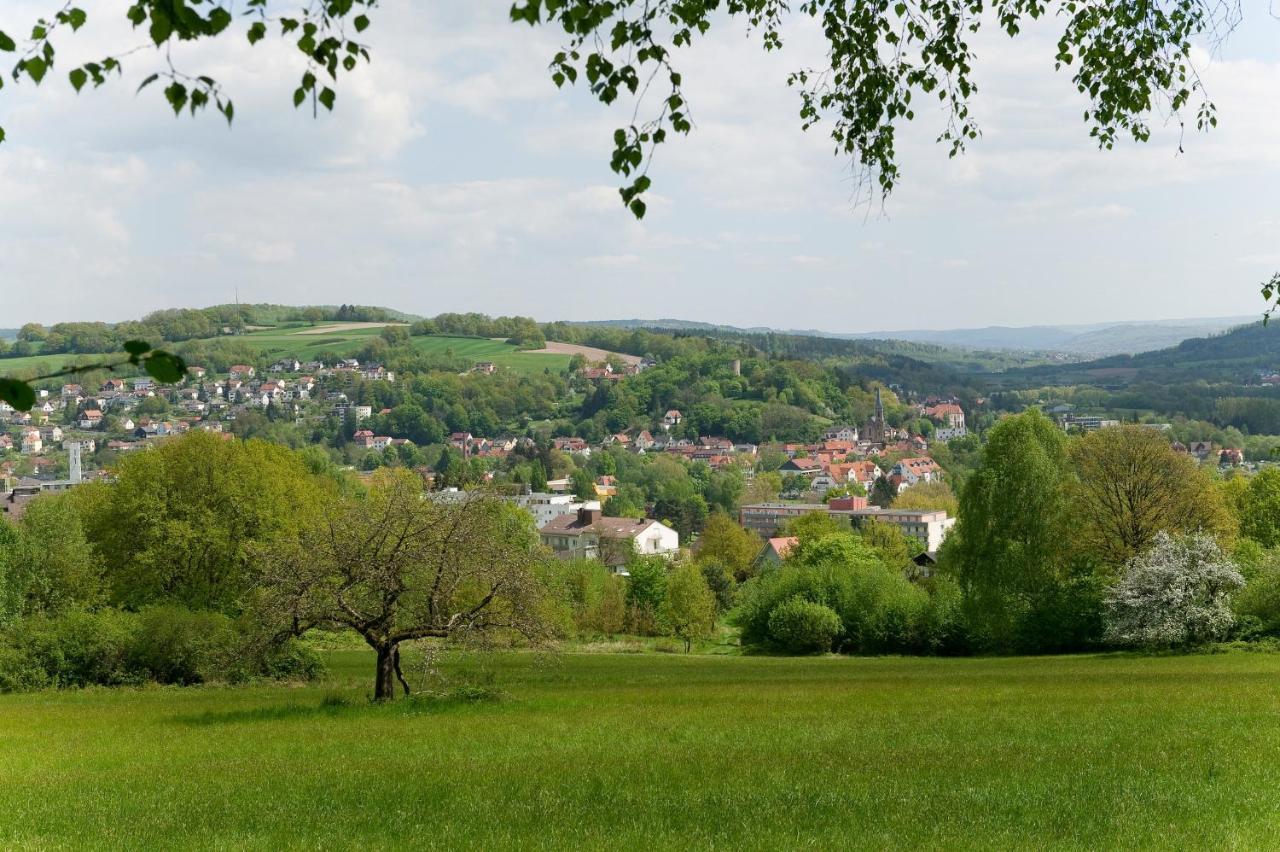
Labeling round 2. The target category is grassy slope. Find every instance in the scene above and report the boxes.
[0,327,572,381]
[3,650,1280,849]
[237,327,572,376]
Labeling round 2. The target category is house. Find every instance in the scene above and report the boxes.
[553,437,590,456]
[757,536,799,566]
[371,436,394,451]
[79,409,104,430]
[780,457,822,475]
[352,430,375,449]
[594,475,618,498]
[472,362,497,375]
[634,430,656,451]
[187,367,207,379]
[0,435,12,452]
[539,508,679,567]
[509,492,603,529]
[1188,441,1214,460]
[891,457,943,486]
[922,403,965,430]
[39,426,63,443]
[604,433,631,448]
[20,430,42,455]
[1220,448,1245,467]
[662,409,683,428]
[101,379,127,393]
[823,425,859,443]
[270,359,301,373]
[228,365,256,380]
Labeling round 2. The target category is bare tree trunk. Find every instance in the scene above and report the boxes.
[374,643,397,701]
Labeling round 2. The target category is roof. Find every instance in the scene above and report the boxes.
[539,514,662,538]
[767,537,798,559]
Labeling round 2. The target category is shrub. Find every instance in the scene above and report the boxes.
[1105,532,1244,649]
[9,609,141,688]
[0,606,325,692]
[767,597,842,654]
[130,606,238,685]
[733,533,935,654]
[1234,553,1280,637]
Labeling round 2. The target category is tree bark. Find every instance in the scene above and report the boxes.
[374,642,397,701]
[392,645,411,697]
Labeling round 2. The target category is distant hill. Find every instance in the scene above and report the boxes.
[0,329,16,341]
[591,316,1256,357]
[996,321,1280,388]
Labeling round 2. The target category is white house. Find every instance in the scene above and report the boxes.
[539,508,679,567]
[511,492,603,529]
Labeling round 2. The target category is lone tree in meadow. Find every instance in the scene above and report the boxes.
[250,469,552,700]
[659,561,716,652]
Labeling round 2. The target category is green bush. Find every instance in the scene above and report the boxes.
[0,606,325,692]
[732,533,938,654]
[9,609,142,688]
[767,597,842,654]
[130,606,238,685]
[1235,555,1280,637]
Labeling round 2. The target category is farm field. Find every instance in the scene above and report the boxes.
[0,325,574,380]
[4,650,1280,849]
[232,325,573,375]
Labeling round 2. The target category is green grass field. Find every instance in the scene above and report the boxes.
[238,327,571,376]
[0,325,572,380]
[4,650,1280,849]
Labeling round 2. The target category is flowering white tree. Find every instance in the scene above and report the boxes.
[1104,532,1244,649]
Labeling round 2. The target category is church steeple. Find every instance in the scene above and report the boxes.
[875,387,884,420]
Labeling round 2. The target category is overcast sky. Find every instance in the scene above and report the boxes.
[1,2,1278,332]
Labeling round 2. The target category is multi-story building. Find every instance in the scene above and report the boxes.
[739,502,955,552]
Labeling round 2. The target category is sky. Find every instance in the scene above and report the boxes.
[1,2,1278,332]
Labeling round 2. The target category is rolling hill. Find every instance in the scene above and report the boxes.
[591,316,1256,357]
[996,321,1280,388]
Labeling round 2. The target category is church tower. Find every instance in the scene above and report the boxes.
[865,387,887,444]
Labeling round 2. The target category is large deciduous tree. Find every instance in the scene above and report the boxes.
[951,409,1076,648]
[78,431,326,612]
[1069,425,1235,566]
[250,469,552,700]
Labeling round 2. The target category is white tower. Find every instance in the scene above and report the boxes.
[68,441,82,484]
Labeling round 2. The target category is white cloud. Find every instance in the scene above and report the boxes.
[1,1,1278,328]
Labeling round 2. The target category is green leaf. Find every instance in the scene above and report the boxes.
[318,87,336,111]
[247,22,267,45]
[354,15,370,33]
[0,378,36,412]
[24,58,47,84]
[137,73,159,93]
[144,351,186,384]
[69,68,87,93]
[629,198,646,219]
[123,340,152,358]
[0,31,15,52]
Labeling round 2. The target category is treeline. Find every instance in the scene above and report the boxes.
[411,313,545,347]
[722,412,1280,656]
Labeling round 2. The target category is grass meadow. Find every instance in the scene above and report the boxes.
[4,650,1280,849]
[0,326,573,380]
